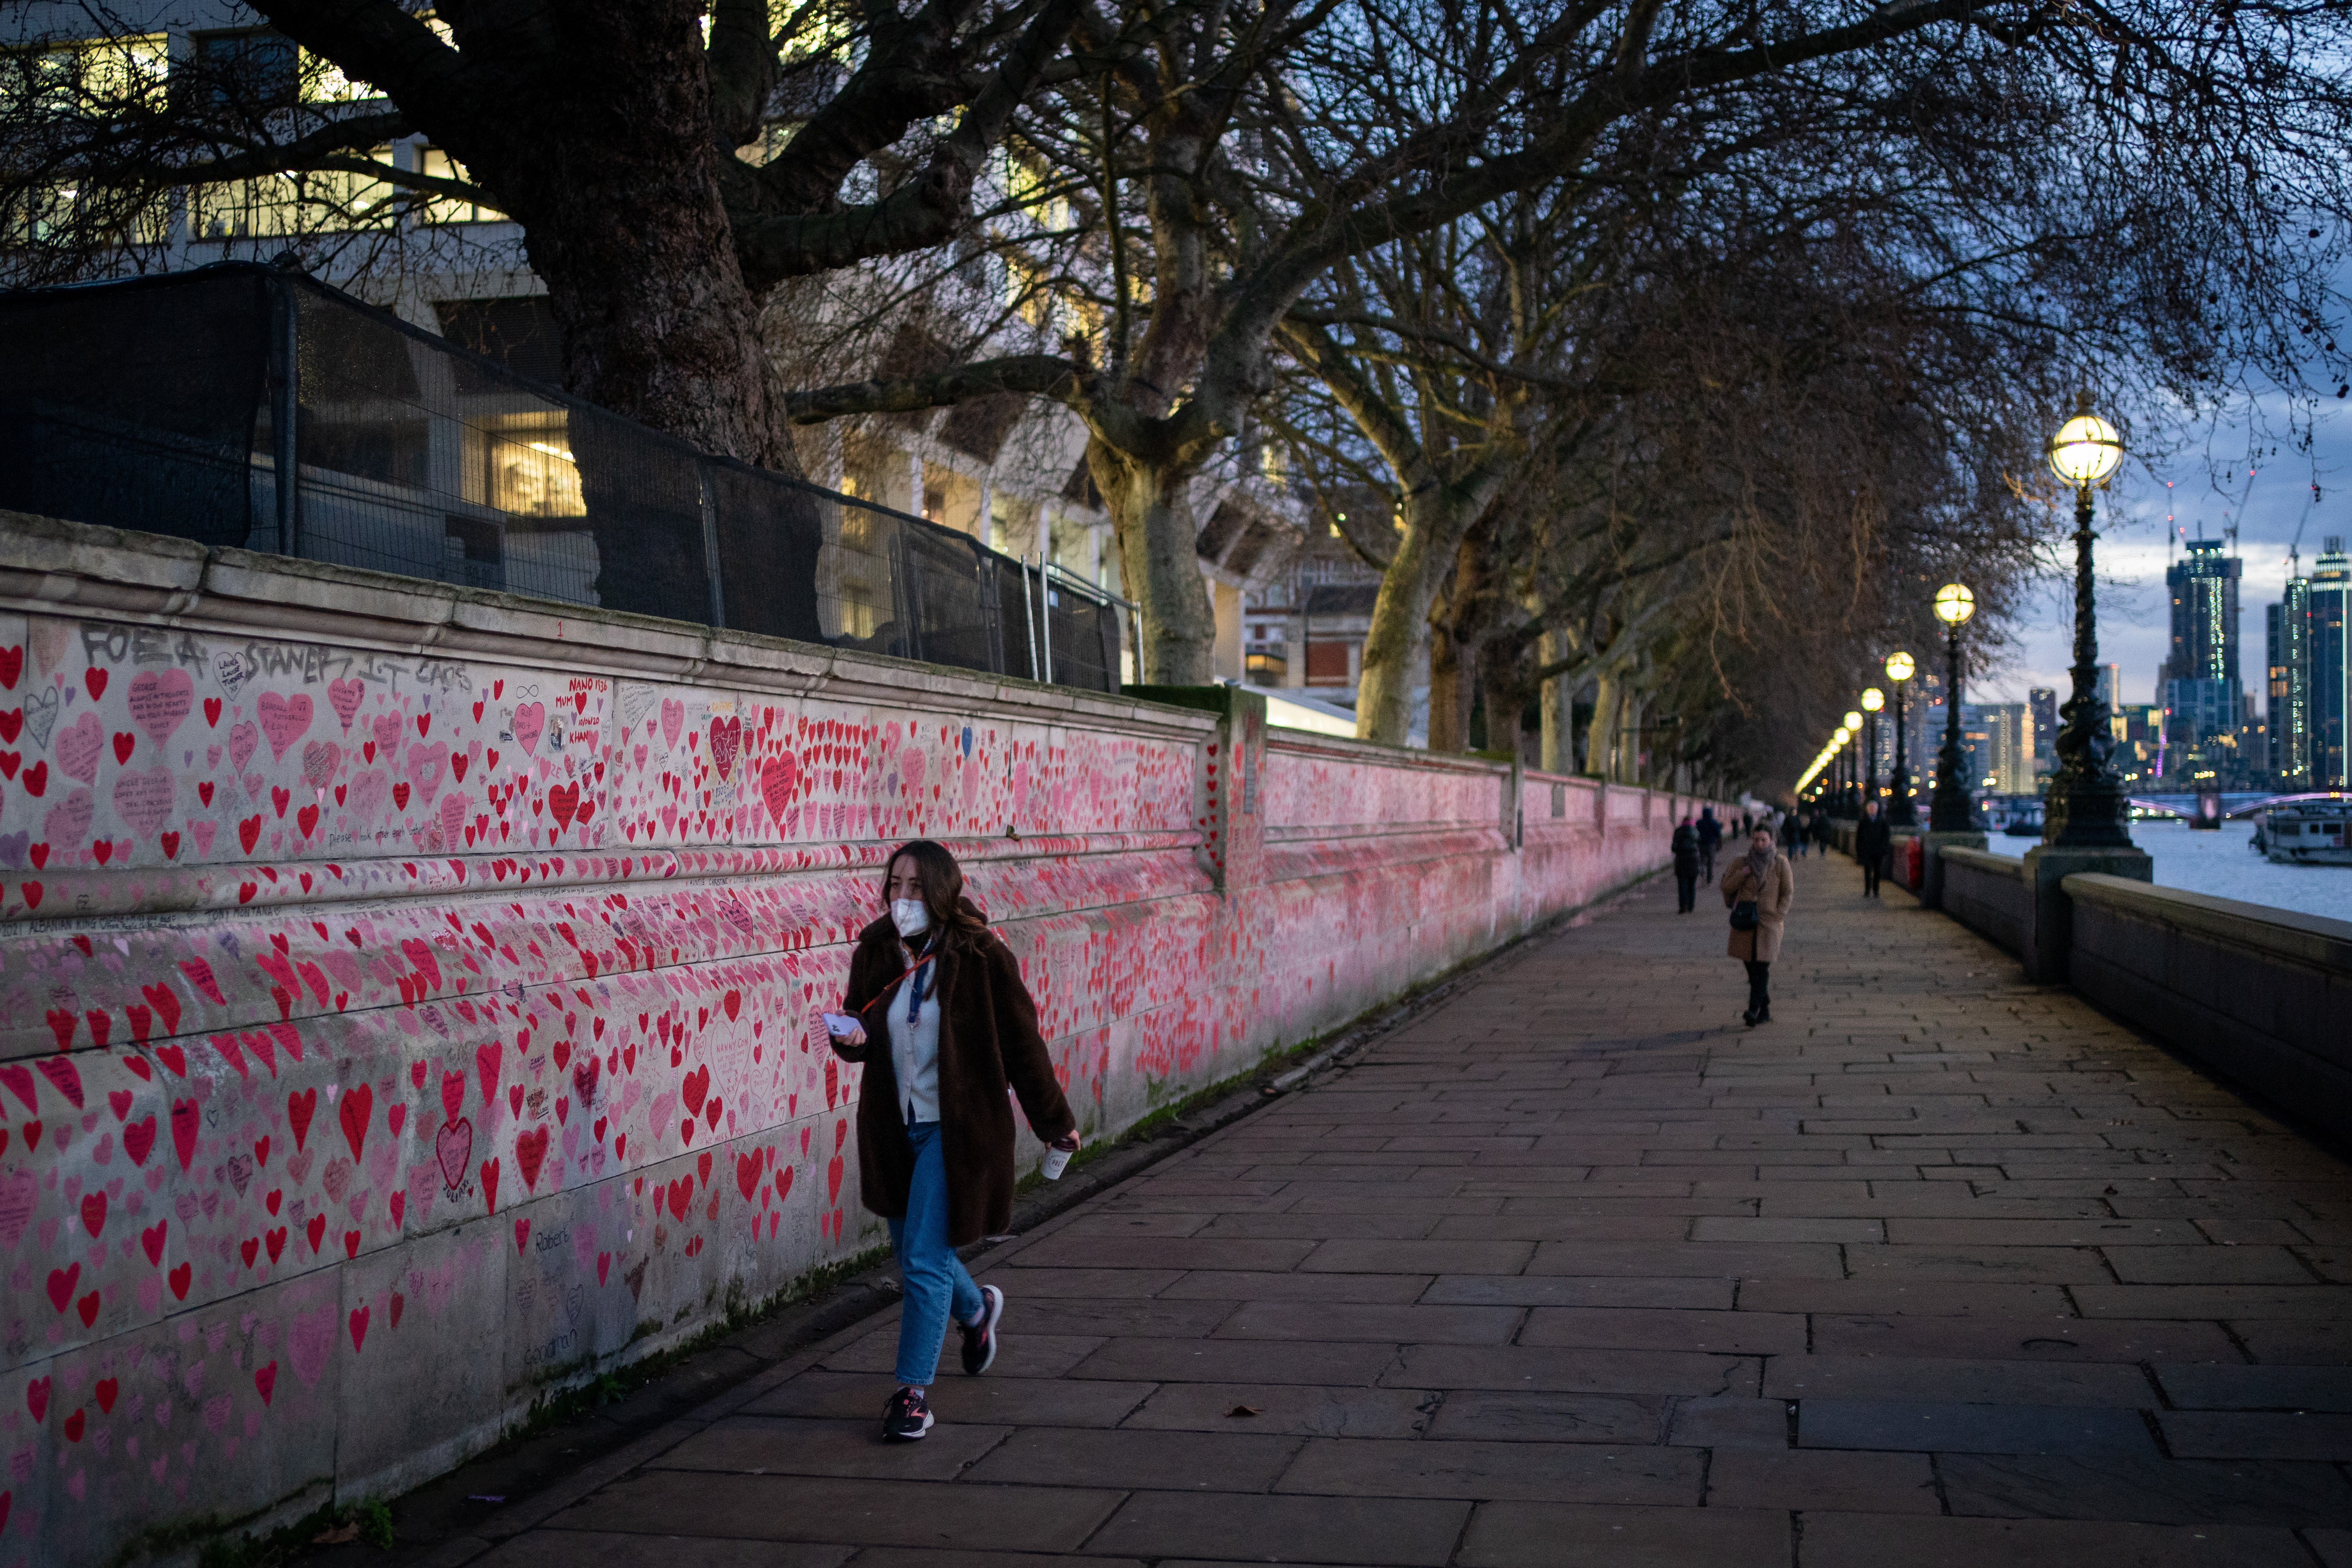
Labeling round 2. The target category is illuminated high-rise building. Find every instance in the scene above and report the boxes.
[2313,538,2350,789]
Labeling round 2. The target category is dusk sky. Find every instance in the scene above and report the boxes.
[1978,395,2352,710]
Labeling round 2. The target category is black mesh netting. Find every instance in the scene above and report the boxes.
[0,264,1123,692]
[0,268,269,548]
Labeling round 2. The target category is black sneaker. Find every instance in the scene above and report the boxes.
[881,1385,933,1442]
[960,1285,1005,1375]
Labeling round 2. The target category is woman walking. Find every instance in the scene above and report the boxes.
[1671,816,1701,913]
[1721,822,1794,1026]
[828,840,1080,1442]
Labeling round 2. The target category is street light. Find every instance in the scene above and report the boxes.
[1841,709,1863,813]
[1885,652,1916,826]
[1930,583,1975,831]
[2042,396,2135,849]
[1861,688,1884,808]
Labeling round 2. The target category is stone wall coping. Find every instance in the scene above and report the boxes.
[1941,845,2026,879]
[0,509,1217,743]
[2063,871,2352,973]
[1265,725,1511,777]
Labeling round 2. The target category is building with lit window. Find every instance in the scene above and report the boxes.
[2,4,1301,683]
[2313,538,2351,790]
[2269,581,2313,788]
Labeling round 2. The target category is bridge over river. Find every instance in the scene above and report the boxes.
[361,870,2352,1568]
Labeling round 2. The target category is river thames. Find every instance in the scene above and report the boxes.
[1976,817,2350,923]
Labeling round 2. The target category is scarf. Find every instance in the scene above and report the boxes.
[1742,841,1777,892]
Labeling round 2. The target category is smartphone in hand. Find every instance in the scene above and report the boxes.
[821,1011,860,1038]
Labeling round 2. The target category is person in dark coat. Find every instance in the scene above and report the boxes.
[1671,816,1701,913]
[828,841,1079,1442]
[1722,824,1795,1025]
[1855,799,1892,897]
[1695,807,1722,881]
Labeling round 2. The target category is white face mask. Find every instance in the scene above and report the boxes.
[890,898,931,938]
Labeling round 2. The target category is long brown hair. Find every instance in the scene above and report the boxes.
[882,840,990,949]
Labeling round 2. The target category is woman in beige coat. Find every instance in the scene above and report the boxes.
[1721,823,1795,1025]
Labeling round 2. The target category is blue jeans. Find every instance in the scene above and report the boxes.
[889,1121,983,1386]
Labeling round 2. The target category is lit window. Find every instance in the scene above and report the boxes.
[465,414,584,517]
[419,148,506,224]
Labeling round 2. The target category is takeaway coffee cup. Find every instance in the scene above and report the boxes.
[1041,1145,1073,1180]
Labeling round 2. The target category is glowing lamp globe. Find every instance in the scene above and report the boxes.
[1885,651,1914,682]
[2048,409,2124,488]
[1862,689,1885,713]
[1933,583,1975,626]
[1843,710,1863,732]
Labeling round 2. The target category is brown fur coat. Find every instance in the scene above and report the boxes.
[833,915,1077,1245]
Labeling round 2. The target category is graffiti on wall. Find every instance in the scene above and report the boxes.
[0,580,1682,1564]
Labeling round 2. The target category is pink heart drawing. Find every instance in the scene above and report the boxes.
[55,712,103,784]
[346,767,389,822]
[407,742,450,804]
[228,720,260,775]
[326,677,366,732]
[256,691,314,760]
[111,768,174,840]
[301,741,342,790]
[512,701,545,755]
[126,669,194,745]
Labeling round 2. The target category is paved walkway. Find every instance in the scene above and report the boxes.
[467,863,2352,1568]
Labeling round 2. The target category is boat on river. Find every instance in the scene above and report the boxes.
[2253,798,2352,865]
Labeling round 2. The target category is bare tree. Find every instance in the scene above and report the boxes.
[0,0,1098,469]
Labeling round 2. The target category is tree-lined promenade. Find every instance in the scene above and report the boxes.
[366,875,2352,1568]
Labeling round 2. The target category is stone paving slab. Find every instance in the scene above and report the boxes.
[453,875,2352,1566]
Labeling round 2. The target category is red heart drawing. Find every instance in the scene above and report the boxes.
[286,1088,317,1151]
[515,1125,550,1191]
[436,1115,474,1189]
[338,1082,373,1162]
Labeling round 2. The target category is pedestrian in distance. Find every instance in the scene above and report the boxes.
[1696,807,1721,882]
[1778,808,1802,861]
[1722,823,1795,1027]
[1810,811,1832,856]
[1855,798,1892,898]
[1791,809,1811,858]
[827,840,1081,1442]
[1672,815,1701,913]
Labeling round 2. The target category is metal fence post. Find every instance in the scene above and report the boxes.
[697,463,727,628]
[1040,560,1054,684]
[272,276,301,558]
[1022,554,1042,682]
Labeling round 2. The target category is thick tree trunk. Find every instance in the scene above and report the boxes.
[439,3,798,474]
[1479,640,1525,762]
[1427,624,1471,753]
[1354,519,1445,746]
[1539,628,1576,772]
[1586,669,1621,780]
[1088,438,1218,684]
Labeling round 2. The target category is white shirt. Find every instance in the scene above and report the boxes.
[884,951,942,1125]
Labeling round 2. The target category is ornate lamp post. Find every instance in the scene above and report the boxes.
[1885,653,1916,825]
[1861,688,1885,806]
[2042,398,2135,848]
[1842,709,1863,814]
[1930,583,1976,831]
